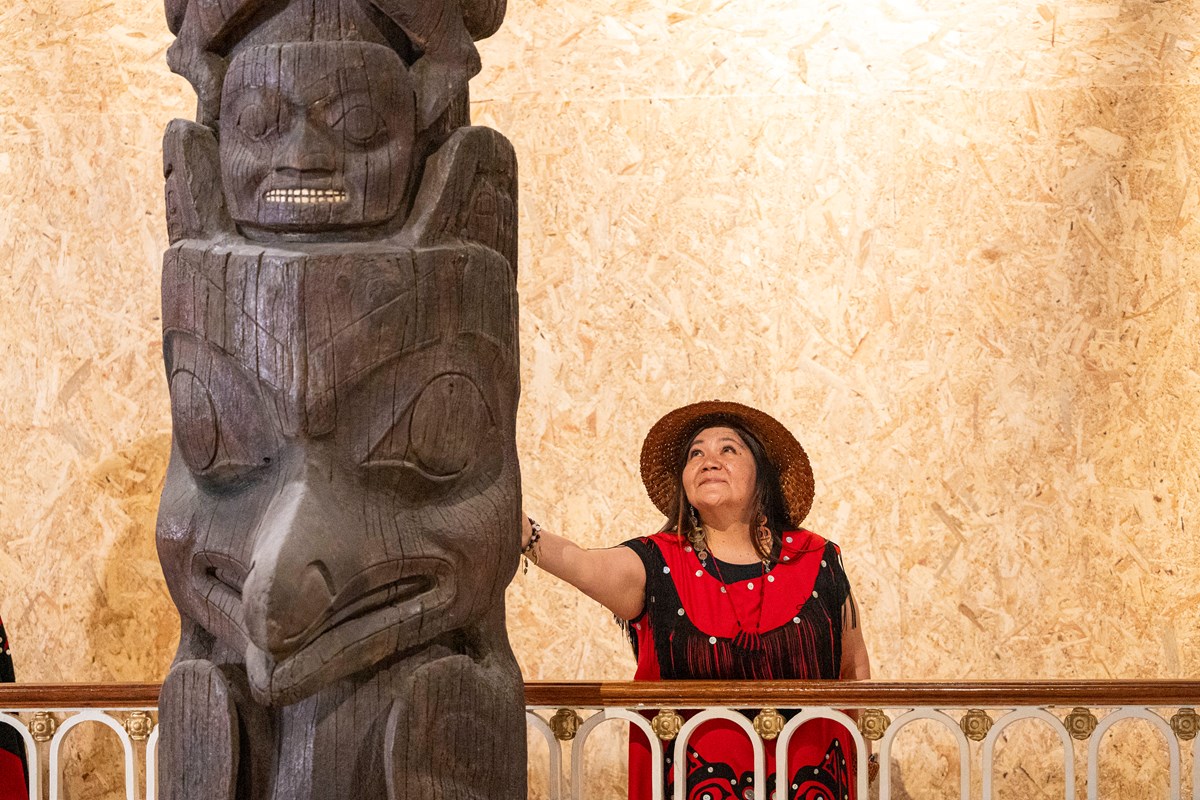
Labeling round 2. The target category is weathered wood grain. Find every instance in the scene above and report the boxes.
[156,3,524,798]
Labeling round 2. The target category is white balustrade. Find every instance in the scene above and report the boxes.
[527,698,1199,800]
[570,708,663,800]
[0,705,156,800]
[0,684,1197,800]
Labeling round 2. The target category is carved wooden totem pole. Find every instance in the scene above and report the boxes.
[155,2,524,798]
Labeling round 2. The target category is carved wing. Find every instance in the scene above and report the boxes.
[166,0,269,124]
[363,0,506,43]
[400,126,518,272]
[165,0,268,41]
[165,0,186,34]
[384,655,526,800]
[461,0,506,40]
[163,119,234,243]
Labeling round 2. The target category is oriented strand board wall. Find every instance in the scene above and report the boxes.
[0,0,190,683]
[2,0,1199,796]
[490,0,1200,683]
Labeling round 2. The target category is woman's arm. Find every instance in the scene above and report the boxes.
[521,515,647,621]
[838,594,875,780]
[839,594,871,681]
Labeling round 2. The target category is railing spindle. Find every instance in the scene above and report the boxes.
[981,708,1075,800]
[48,711,138,800]
[1086,707,1180,800]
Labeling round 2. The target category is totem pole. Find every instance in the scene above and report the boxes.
[154,2,525,798]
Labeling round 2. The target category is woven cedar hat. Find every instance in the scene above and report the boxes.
[639,400,815,527]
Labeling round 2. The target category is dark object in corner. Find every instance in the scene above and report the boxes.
[0,618,29,800]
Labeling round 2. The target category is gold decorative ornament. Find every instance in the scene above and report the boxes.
[1064,707,1098,740]
[29,712,57,742]
[858,709,890,741]
[124,711,154,742]
[752,708,785,740]
[548,708,582,741]
[651,709,685,741]
[1171,708,1199,741]
[959,709,993,741]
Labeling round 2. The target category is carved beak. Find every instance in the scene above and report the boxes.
[236,458,451,706]
[241,476,342,659]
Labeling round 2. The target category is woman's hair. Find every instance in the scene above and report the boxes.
[658,417,793,563]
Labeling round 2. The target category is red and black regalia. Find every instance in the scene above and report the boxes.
[0,617,27,800]
[622,530,858,800]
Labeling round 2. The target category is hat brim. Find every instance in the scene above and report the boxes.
[639,400,815,527]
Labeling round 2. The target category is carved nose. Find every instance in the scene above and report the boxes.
[242,479,342,658]
[276,118,336,175]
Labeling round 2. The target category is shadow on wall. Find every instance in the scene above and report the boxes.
[86,431,178,680]
[871,764,915,800]
[48,433,177,800]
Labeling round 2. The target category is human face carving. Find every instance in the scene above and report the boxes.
[681,426,758,524]
[219,42,416,236]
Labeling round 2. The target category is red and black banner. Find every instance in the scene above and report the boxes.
[0,617,28,800]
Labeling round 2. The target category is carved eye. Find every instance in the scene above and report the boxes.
[364,373,493,480]
[166,336,279,491]
[236,102,275,141]
[332,105,383,146]
[170,370,218,471]
[409,375,492,477]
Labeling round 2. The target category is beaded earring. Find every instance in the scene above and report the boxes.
[687,505,708,561]
[756,514,772,564]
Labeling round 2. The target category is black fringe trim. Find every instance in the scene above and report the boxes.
[619,536,853,680]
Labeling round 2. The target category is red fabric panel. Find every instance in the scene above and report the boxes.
[631,617,662,681]
[0,749,26,800]
[650,530,827,637]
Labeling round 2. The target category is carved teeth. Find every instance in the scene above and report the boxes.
[264,188,348,204]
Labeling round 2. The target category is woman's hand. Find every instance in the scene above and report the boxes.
[520,512,533,549]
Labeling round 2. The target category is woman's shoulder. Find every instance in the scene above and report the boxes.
[621,530,686,546]
[778,529,841,560]
[619,531,682,560]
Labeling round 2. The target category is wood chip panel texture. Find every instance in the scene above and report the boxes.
[4,0,1200,797]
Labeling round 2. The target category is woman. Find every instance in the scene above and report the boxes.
[522,401,870,800]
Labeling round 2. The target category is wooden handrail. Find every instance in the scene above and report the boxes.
[524,680,1200,707]
[0,684,160,709]
[2,681,1200,709]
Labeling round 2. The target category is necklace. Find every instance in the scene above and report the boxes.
[694,523,770,569]
[702,548,769,654]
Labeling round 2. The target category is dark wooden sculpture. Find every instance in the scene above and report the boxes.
[155,3,525,798]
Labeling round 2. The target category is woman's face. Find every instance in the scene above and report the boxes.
[681,426,759,522]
